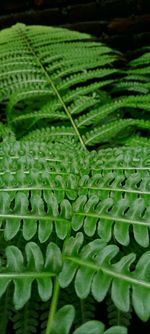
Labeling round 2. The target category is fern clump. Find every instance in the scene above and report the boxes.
[0,23,150,334]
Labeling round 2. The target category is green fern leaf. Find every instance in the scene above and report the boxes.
[0,23,120,148]
[0,241,62,309]
[50,305,75,334]
[104,326,127,334]
[132,251,150,321]
[0,142,150,247]
[129,52,150,67]
[60,236,150,320]
[127,67,150,75]
[125,135,150,147]
[73,321,127,334]
[112,80,149,94]
[84,118,150,146]
[73,320,105,334]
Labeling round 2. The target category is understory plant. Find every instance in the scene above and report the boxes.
[0,23,150,334]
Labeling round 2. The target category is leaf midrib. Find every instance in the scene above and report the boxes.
[66,256,150,289]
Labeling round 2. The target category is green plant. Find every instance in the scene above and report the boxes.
[0,23,150,334]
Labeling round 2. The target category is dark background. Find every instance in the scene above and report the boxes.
[0,0,150,51]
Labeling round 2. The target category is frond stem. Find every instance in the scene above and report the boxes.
[45,215,72,334]
[45,278,60,334]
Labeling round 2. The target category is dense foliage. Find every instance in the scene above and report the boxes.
[0,23,150,334]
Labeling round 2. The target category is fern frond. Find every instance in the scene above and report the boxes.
[127,67,150,75]
[63,81,114,102]
[4,24,150,148]
[113,48,150,95]
[73,145,150,247]
[0,23,119,147]
[92,145,150,169]
[10,95,105,125]
[21,126,77,144]
[124,74,150,83]
[54,68,117,91]
[73,322,127,334]
[0,141,150,247]
[125,135,150,147]
[128,52,150,67]
[60,233,150,321]
[83,118,150,146]
[37,43,118,63]
[77,94,150,145]
[112,81,149,94]
[0,241,62,310]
